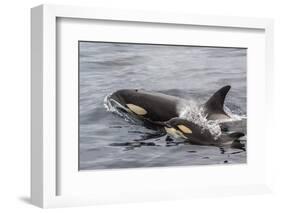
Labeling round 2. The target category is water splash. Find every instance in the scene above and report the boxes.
[104,94,142,124]
[178,100,222,139]
[224,106,247,122]
[178,100,247,139]
[104,94,115,112]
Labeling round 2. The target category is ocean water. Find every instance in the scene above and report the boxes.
[79,41,247,170]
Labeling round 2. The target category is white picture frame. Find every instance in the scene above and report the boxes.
[31,4,274,208]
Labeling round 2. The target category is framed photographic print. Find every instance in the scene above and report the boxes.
[78,41,247,170]
[31,4,274,208]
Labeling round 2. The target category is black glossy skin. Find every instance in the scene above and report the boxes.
[165,118,219,146]
[165,118,244,147]
[110,89,182,122]
[203,85,231,120]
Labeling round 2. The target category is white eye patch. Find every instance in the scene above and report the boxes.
[126,104,147,115]
[164,127,188,139]
[177,125,192,134]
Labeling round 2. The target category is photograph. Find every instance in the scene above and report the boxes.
[79,41,247,170]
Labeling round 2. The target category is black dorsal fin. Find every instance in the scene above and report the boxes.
[204,85,231,119]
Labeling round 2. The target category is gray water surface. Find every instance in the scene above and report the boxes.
[79,42,247,170]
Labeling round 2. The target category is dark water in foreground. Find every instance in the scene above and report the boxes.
[79,42,247,170]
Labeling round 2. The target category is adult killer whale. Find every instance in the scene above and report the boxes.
[164,117,245,148]
[108,85,231,124]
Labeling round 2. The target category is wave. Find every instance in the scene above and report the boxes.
[104,94,143,125]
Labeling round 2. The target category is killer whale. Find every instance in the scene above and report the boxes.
[108,85,231,124]
[164,117,245,147]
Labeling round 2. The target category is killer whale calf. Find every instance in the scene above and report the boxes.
[164,117,245,148]
[108,85,232,124]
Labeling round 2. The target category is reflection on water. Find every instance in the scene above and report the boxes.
[79,42,247,170]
